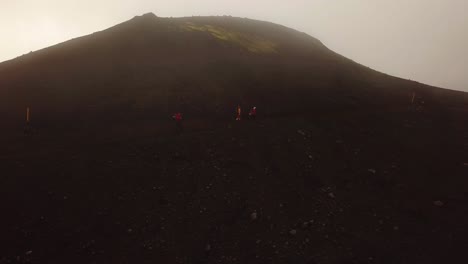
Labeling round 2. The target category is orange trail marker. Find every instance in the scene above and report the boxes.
[236,105,241,121]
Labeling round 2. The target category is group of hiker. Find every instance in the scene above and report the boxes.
[236,105,256,121]
[172,105,257,129]
[24,105,257,135]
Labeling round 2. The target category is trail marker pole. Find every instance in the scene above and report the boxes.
[24,107,31,135]
[26,107,30,124]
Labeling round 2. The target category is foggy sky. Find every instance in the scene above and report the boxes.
[1,0,467,91]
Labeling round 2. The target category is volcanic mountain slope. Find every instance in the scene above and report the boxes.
[1,13,468,264]
[1,12,465,125]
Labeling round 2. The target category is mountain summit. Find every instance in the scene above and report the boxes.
[140,12,158,18]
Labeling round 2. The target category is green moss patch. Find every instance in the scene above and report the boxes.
[181,22,278,54]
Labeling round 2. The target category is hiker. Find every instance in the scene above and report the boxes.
[249,106,257,120]
[173,112,183,122]
[172,112,183,132]
[236,105,241,121]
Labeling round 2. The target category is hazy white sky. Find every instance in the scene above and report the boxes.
[1,0,467,91]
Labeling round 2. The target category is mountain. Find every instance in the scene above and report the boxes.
[1,12,465,125]
[1,13,468,264]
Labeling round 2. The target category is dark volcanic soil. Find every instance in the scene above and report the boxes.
[0,13,468,264]
[1,102,468,264]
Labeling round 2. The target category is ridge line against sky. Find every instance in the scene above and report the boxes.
[1,0,467,91]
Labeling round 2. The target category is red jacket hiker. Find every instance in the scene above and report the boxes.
[173,113,183,122]
[249,107,257,118]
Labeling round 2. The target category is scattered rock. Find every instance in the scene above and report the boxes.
[289,229,297,235]
[205,244,211,252]
[297,130,306,136]
[127,228,133,233]
[433,200,444,207]
[393,226,399,231]
[368,169,377,174]
[25,251,32,255]
[328,192,336,199]
[250,211,257,221]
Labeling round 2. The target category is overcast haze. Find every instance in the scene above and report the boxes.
[1,0,467,91]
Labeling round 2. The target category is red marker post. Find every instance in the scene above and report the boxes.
[24,107,31,134]
[26,107,30,123]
